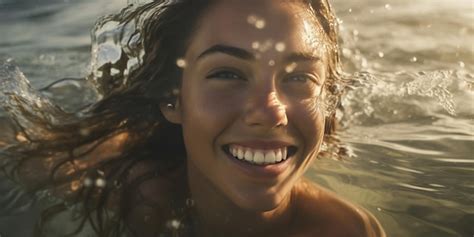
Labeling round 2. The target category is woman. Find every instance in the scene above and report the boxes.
[0,0,385,236]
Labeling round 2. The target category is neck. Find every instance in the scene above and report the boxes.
[187,161,296,237]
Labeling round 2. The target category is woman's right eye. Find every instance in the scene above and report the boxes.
[206,70,245,80]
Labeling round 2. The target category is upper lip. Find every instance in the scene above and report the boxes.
[226,140,295,150]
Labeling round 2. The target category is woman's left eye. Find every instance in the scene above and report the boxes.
[283,74,319,84]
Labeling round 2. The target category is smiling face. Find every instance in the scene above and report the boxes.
[161,0,328,211]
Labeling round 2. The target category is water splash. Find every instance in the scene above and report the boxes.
[340,69,469,126]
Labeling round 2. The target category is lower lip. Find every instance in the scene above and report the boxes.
[223,149,291,178]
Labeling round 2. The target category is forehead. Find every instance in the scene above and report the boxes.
[185,0,327,60]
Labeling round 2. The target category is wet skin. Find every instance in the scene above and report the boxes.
[158,0,385,236]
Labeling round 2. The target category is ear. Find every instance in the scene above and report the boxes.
[159,100,182,124]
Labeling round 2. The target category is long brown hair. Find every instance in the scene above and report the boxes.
[0,0,343,236]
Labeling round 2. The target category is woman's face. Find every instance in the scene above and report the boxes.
[163,0,328,211]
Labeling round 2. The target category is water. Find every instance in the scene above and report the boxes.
[0,0,473,236]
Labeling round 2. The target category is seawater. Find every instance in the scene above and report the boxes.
[0,0,472,236]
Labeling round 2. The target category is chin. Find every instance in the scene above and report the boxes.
[231,188,289,212]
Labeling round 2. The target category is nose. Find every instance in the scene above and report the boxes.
[243,86,288,129]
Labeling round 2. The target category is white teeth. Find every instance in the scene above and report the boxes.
[227,145,291,165]
[237,148,244,160]
[275,149,282,162]
[264,151,276,163]
[254,151,265,164]
[244,150,253,162]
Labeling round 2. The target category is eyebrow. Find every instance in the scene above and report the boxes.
[197,44,255,61]
[196,44,321,63]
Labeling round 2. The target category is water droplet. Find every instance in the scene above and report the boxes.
[83,178,93,187]
[176,58,187,68]
[166,219,181,229]
[378,51,384,58]
[377,207,382,211]
[172,88,180,95]
[15,133,27,142]
[348,8,352,13]
[384,4,391,10]
[268,60,275,66]
[95,178,106,188]
[342,48,352,57]
[410,56,417,62]
[114,180,122,189]
[459,61,465,68]
[70,181,80,191]
[275,42,286,52]
[247,14,257,24]
[352,29,359,36]
[186,198,195,207]
[255,19,266,29]
[110,68,120,76]
[252,41,260,50]
[285,62,297,73]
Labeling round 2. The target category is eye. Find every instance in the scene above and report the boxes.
[206,69,245,80]
[281,73,322,99]
[283,73,320,84]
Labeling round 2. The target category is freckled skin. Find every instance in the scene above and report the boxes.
[159,0,385,236]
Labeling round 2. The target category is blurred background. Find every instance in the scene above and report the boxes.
[0,0,473,236]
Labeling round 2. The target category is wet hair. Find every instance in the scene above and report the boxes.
[0,0,342,236]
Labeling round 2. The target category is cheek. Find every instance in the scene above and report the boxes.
[180,84,244,146]
[292,98,325,153]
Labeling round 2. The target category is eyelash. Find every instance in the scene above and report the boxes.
[206,69,320,85]
[206,70,245,80]
[283,73,320,84]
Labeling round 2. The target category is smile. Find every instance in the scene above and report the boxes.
[223,144,298,166]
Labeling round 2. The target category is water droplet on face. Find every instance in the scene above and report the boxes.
[285,62,297,73]
[252,41,260,50]
[255,19,266,29]
[176,58,187,68]
[377,207,382,211]
[247,14,257,24]
[410,56,418,62]
[352,29,359,36]
[458,61,465,68]
[384,4,391,10]
[378,51,384,58]
[275,42,286,52]
[268,60,275,66]
[348,8,352,13]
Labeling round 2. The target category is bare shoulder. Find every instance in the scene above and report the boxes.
[292,179,386,237]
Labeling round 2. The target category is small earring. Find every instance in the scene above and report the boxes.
[166,103,175,109]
